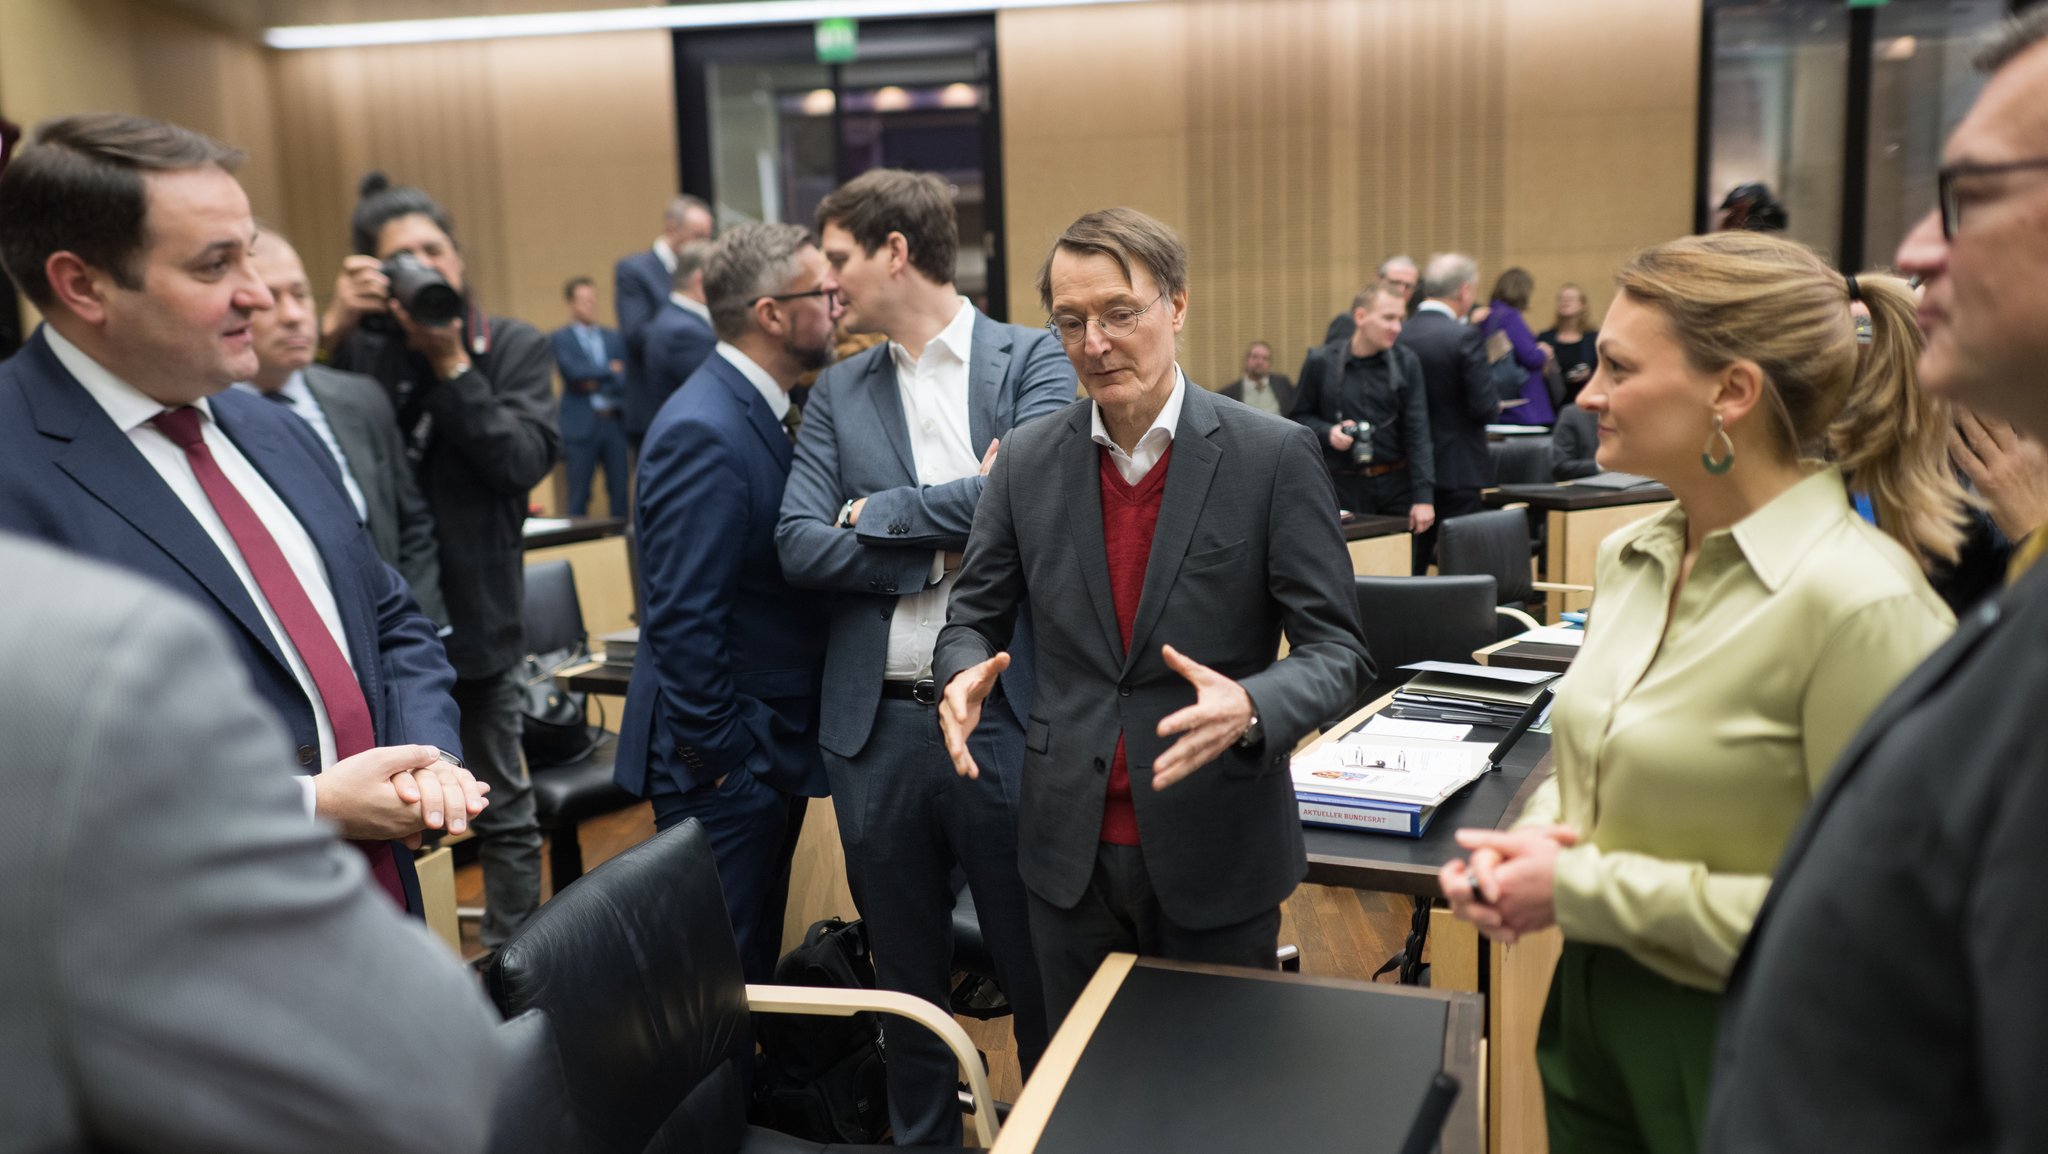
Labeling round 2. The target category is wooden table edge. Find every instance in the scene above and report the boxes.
[990,952,1138,1152]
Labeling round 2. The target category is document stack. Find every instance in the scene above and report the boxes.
[599,627,639,669]
[1292,735,1495,838]
[1384,661,1559,727]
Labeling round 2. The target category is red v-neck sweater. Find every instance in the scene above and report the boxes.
[1098,442,1173,846]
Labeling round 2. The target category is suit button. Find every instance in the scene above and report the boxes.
[1118,684,1132,697]
[868,578,879,590]
[878,609,890,620]
[883,582,897,593]
[296,744,317,766]
[1093,757,1107,773]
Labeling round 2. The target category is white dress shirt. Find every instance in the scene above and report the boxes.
[49,328,355,813]
[715,342,790,420]
[670,291,712,322]
[1416,299,1461,321]
[233,372,369,521]
[1236,375,1284,416]
[882,298,982,681]
[653,237,678,276]
[1091,366,1188,485]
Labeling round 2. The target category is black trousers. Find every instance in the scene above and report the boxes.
[1027,842,1282,1035]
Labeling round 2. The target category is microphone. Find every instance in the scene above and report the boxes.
[1396,1072,1461,1154]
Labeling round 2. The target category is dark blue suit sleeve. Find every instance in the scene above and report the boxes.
[615,256,661,362]
[637,419,764,777]
[550,328,604,386]
[647,316,717,401]
[1402,350,1435,503]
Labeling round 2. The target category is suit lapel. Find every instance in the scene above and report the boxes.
[1122,381,1222,674]
[967,310,1010,453]
[21,344,293,675]
[1060,408,1124,664]
[712,356,792,471]
[214,392,383,708]
[854,347,917,478]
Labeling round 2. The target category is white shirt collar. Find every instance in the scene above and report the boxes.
[715,341,790,420]
[1416,299,1459,319]
[1090,365,1187,454]
[231,369,312,407]
[45,324,215,433]
[670,291,711,322]
[889,296,976,373]
[653,238,677,275]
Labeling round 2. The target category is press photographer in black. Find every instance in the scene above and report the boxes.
[1290,280,1436,534]
[320,172,560,954]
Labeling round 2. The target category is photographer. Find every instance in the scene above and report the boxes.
[1289,280,1435,532]
[320,172,559,954]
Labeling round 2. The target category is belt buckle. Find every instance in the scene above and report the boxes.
[911,678,938,705]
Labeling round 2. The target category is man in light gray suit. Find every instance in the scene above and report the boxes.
[778,169,1072,1145]
[936,208,1372,1029]
[0,532,504,1153]
[243,231,448,626]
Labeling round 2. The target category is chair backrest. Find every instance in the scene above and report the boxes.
[487,1010,586,1154]
[487,820,755,1154]
[1488,436,1553,486]
[1353,575,1499,696]
[523,559,587,655]
[1437,509,1534,607]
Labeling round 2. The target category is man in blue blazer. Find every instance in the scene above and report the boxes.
[641,242,719,412]
[615,194,714,450]
[0,114,479,916]
[614,222,839,983]
[549,276,629,516]
[778,169,1073,1146]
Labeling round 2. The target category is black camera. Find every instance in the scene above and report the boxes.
[1339,419,1374,467]
[383,251,464,327]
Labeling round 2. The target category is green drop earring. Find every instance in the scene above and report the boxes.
[1701,412,1735,475]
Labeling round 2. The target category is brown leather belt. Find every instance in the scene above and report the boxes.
[1340,458,1408,479]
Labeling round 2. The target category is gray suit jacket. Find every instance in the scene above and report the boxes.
[777,309,1076,761]
[934,382,1373,929]
[303,363,449,627]
[0,533,503,1154]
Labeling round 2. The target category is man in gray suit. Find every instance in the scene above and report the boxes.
[243,231,448,626]
[778,169,1072,1145]
[0,532,504,1153]
[936,208,1372,1028]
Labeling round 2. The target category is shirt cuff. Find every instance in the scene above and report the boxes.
[297,774,318,820]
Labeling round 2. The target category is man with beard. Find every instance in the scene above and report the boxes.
[613,222,840,981]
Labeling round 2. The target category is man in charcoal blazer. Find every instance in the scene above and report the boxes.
[0,533,505,1154]
[936,208,1372,1029]
[1397,253,1499,569]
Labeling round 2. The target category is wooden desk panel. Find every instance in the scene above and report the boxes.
[1543,500,1672,620]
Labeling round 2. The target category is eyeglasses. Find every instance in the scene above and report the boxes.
[759,286,838,308]
[1045,292,1166,346]
[1937,156,2048,239]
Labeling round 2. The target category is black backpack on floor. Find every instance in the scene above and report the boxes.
[752,918,890,1143]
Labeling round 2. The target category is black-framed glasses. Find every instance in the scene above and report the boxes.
[1045,292,1166,346]
[758,286,838,308]
[1938,157,2048,239]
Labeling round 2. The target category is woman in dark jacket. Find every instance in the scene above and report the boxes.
[1483,267,1555,425]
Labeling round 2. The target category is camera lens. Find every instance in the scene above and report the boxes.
[383,252,463,327]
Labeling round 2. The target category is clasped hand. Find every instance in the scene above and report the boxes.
[940,642,1252,790]
[314,744,492,849]
[1438,824,1578,945]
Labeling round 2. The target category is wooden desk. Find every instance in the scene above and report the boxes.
[556,659,631,696]
[1487,483,1675,621]
[1297,699,1559,1154]
[995,954,1483,1154]
[521,515,626,550]
[1344,512,1413,576]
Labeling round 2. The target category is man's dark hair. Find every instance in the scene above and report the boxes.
[814,168,958,287]
[349,171,456,257]
[703,222,813,343]
[1976,7,2048,72]
[672,240,713,292]
[1036,207,1189,313]
[563,276,594,299]
[0,113,244,307]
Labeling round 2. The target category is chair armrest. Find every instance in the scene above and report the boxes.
[1529,581,1594,594]
[1494,606,1542,633]
[746,984,1001,1147]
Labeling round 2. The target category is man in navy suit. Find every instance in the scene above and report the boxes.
[614,222,838,983]
[0,114,483,915]
[549,276,629,516]
[616,194,714,450]
[641,241,718,412]
[779,168,1072,1146]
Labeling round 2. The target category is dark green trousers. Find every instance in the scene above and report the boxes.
[1537,942,1722,1154]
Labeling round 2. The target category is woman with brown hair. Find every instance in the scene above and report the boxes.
[1481,266,1555,424]
[1539,282,1600,404]
[1440,231,1956,1153]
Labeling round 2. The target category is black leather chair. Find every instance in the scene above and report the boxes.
[1487,435,1553,485]
[522,560,639,892]
[486,1009,585,1154]
[1352,574,1502,702]
[1436,509,1576,632]
[486,818,1001,1151]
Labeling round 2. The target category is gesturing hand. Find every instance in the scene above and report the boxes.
[1151,644,1254,790]
[940,652,1011,779]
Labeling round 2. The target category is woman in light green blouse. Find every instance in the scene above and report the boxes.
[1440,232,1957,1154]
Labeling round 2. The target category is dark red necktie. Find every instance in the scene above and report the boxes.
[152,406,407,907]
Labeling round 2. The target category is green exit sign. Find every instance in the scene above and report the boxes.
[816,18,858,63]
